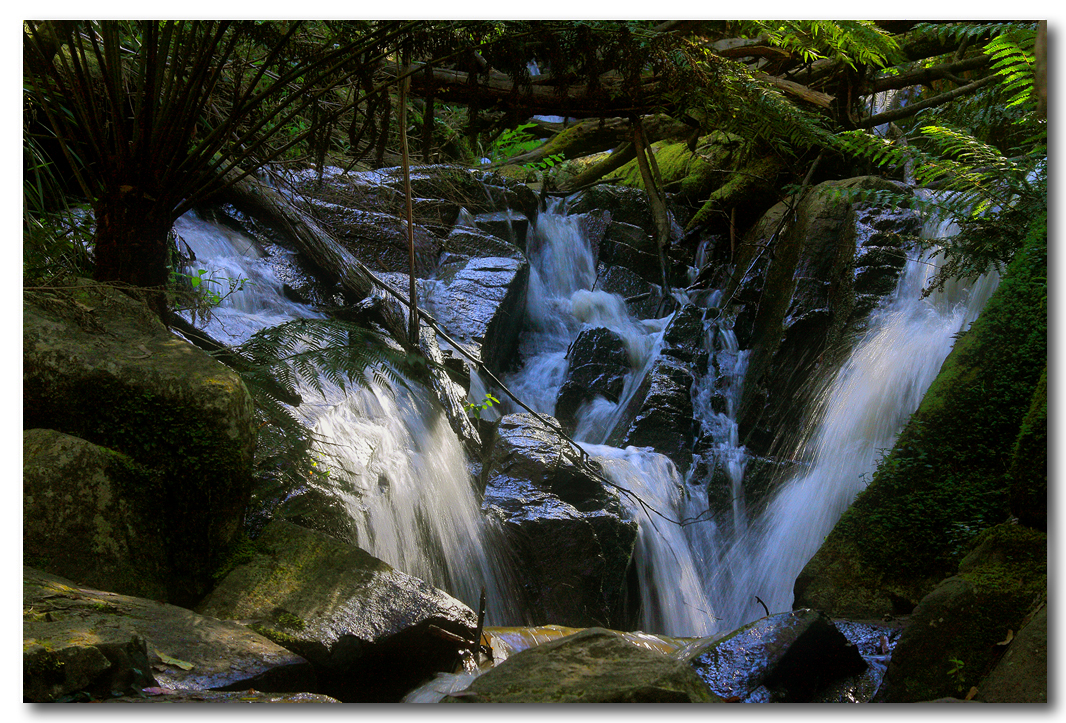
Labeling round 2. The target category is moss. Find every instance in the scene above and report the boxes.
[606,131,742,200]
[822,214,1047,595]
[249,622,303,647]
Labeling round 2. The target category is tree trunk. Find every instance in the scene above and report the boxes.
[91,193,175,318]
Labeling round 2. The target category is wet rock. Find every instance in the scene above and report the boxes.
[565,184,657,239]
[23,281,254,606]
[685,609,867,703]
[443,628,720,703]
[736,177,913,457]
[617,355,696,475]
[197,521,479,702]
[103,690,341,703]
[471,211,530,249]
[599,221,663,286]
[23,567,314,703]
[596,264,673,319]
[660,303,709,369]
[300,202,443,277]
[482,414,638,629]
[442,226,525,262]
[420,253,530,377]
[554,327,630,431]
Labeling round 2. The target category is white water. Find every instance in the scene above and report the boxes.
[708,218,999,628]
[175,192,997,639]
[172,210,517,622]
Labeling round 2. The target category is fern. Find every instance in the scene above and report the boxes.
[736,20,902,69]
[221,317,416,527]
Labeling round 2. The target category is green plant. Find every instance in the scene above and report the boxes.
[464,392,500,419]
[946,657,966,692]
[490,123,542,161]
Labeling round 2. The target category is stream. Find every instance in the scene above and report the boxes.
[173,183,996,655]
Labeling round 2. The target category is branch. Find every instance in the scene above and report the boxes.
[855,73,997,128]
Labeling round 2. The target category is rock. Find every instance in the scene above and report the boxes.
[196,521,479,702]
[660,303,709,369]
[103,690,341,703]
[874,523,1047,702]
[616,355,696,475]
[736,177,915,457]
[554,327,630,430]
[23,430,170,601]
[481,414,638,629]
[443,628,720,703]
[599,220,663,286]
[685,609,867,703]
[974,599,1047,703]
[596,264,673,320]
[23,567,314,703]
[23,281,255,606]
[300,202,443,277]
[420,253,530,377]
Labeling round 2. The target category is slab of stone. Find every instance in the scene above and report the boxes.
[23,567,314,702]
[443,628,720,703]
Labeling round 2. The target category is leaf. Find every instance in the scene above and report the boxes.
[964,686,979,701]
[995,629,1014,646]
[155,650,195,670]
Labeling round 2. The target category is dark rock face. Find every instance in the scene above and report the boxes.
[103,690,341,703]
[554,327,630,430]
[660,303,709,369]
[685,609,867,703]
[974,599,1047,703]
[23,567,315,703]
[421,253,530,377]
[443,628,720,703]
[596,264,674,320]
[735,177,917,458]
[617,355,696,475]
[197,521,479,703]
[23,282,255,606]
[481,414,638,629]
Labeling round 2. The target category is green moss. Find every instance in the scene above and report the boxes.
[249,622,303,647]
[606,132,742,200]
[276,612,306,631]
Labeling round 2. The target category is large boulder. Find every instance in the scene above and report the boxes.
[684,609,867,703]
[481,414,638,629]
[24,430,170,601]
[974,598,1047,703]
[23,282,255,606]
[23,567,314,703]
[420,252,530,377]
[443,628,720,703]
[615,355,697,475]
[873,523,1047,703]
[735,177,917,457]
[196,521,479,702]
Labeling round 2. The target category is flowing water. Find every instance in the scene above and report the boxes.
[173,210,517,622]
[174,190,996,641]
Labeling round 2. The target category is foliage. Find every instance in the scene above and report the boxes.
[465,392,500,419]
[735,20,902,69]
[222,317,413,523]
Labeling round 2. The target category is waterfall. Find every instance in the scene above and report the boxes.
[501,202,718,636]
[172,210,517,623]
[708,216,999,628]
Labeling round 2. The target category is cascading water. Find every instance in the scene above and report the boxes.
[708,215,999,628]
[500,202,719,636]
[172,209,517,623]
[175,184,997,644]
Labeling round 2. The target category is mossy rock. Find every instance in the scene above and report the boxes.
[23,281,255,606]
[875,523,1046,702]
